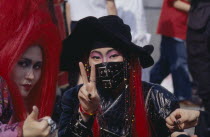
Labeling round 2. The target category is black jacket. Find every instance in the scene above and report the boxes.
[188,1,210,31]
[58,82,179,137]
[195,111,210,137]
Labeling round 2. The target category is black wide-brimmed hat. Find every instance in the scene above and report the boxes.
[60,15,154,71]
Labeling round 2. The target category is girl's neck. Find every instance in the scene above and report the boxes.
[24,98,33,113]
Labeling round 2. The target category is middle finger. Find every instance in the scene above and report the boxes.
[79,62,89,84]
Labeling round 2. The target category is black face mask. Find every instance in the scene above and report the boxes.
[95,62,124,91]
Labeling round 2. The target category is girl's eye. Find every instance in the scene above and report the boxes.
[33,63,42,70]
[91,56,101,60]
[110,54,119,58]
[18,61,29,68]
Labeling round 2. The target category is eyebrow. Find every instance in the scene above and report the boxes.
[20,58,42,63]
[90,49,119,55]
[90,50,102,55]
[106,49,119,55]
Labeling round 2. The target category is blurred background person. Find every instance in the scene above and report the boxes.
[115,0,152,82]
[149,0,194,105]
[48,0,67,40]
[53,0,67,40]
[47,0,69,90]
[64,0,117,35]
[186,0,210,113]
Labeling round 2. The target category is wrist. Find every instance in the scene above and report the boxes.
[194,110,200,126]
[79,104,98,116]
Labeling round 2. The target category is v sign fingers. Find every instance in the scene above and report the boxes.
[89,64,96,84]
[79,62,88,84]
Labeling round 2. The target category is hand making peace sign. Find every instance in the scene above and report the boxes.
[78,62,100,118]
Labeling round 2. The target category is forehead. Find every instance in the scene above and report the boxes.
[21,45,42,61]
[90,47,119,53]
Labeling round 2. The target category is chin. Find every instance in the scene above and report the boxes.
[22,94,29,99]
[20,90,30,98]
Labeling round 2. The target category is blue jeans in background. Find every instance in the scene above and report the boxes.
[150,36,192,101]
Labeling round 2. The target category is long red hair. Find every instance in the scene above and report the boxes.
[92,57,150,137]
[0,0,62,121]
[130,57,150,137]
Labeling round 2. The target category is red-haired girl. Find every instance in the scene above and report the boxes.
[0,0,61,136]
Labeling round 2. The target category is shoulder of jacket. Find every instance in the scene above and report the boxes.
[62,84,83,104]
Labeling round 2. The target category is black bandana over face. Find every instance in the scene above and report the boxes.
[95,62,124,91]
[94,61,133,136]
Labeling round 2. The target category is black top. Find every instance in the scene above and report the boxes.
[188,0,210,31]
[58,82,180,137]
[195,111,210,137]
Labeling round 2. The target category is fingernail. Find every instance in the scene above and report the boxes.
[88,93,92,99]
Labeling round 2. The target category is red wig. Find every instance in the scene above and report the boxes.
[129,57,150,137]
[0,0,62,121]
[93,57,150,137]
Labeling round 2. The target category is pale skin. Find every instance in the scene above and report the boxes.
[78,62,100,122]
[23,106,51,137]
[173,0,190,12]
[12,46,42,100]
[171,132,197,137]
[65,0,117,35]
[106,0,118,15]
[65,1,71,35]
[11,45,53,137]
[166,108,200,137]
[78,47,123,121]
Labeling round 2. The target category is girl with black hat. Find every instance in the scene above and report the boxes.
[59,15,180,137]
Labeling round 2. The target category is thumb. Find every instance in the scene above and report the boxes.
[28,106,39,120]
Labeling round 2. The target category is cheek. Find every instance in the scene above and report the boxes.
[11,66,24,83]
[118,56,124,61]
[34,70,41,83]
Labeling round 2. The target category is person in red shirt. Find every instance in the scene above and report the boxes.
[150,0,193,105]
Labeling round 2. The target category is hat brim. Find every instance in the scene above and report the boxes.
[60,16,154,71]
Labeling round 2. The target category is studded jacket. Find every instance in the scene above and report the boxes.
[58,81,180,137]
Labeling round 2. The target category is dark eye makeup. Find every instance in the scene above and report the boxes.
[33,62,42,70]
[109,54,120,58]
[17,58,42,70]
[18,59,31,68]
[91,56,101,60]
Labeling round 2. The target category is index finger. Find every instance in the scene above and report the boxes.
[89,64,96,84]
[79,62,88,84]
[166,116,174,126]
[166,109,180,126]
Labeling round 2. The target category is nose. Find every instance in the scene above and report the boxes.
[102,58,107,63]
[25,69,35,80]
